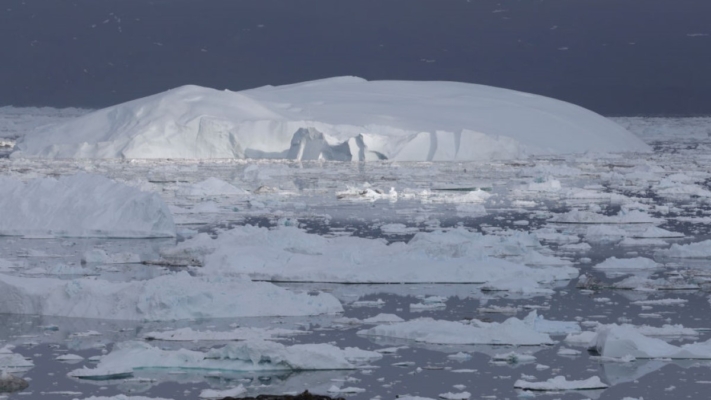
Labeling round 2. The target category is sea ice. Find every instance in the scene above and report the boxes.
[68,340,381,378]
[142,326,304,342]
[13,77,650,160]
[657,240,711,259]
[165,226,577,285]
[592,324,711,359]
[358,317,554,345]
[592,257,659,270]
[513,376,608,391]
[199,385,246,399]
[0,174,175,238]
[0,272,342,320]
[0,345,33,371]
[177,177,249,197]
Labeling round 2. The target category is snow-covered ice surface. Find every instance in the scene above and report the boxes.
[1,111,711,399]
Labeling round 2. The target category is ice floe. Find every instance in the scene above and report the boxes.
[142,327,305,342]
[0,174,175,238]
[13,78,650,160]
[0,272,342,320]
[657,240,711,259]
[592,257,659,270]
[357,316,555,345]
[592,324,711,359]
[0,345,33,371]
[164,226,577,286]
[514,376,608,391]
[68,340,381,379]
[199,385,246,399]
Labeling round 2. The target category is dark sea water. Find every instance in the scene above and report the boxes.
[2,0,710,115]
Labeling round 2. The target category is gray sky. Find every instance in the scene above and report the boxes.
[2,0,710,115]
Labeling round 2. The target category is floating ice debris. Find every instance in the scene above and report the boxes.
[0,174,175,238]
[358,317,554,345]
[631,298,687,306]
[438,392,471,400]
[362,314,405,324]
[81,249,141,265]
[632,227,684,239]
[514,376,608,391]
[551,209,661,225]
[481,277,555,296]
[0,370,29,393]
[592,324,711,359]
[410,301,447,311]
[592,257,659,270]
[0,272,342,320]
[522,310,581,335]
[375,346,407,354]
[491,352,536,364]
[13,78,649,160]
[447,352,472,361]
[352,299,386,307]
[55,354,84,362]
[657,240,711,259]
[142,327,305,342]
[69,340,381,378]
[611,275,699,291]
[178,177,249,197]
[0,345,33,371]
[199,385,246,399]
[584,225,626,244]
[328,385,366,394]
[563,331,597,345]
[169,226,577,286]
[557,348,581,356]
[477,305,519,314]
[69,366,134,380]
[337,186,397,202]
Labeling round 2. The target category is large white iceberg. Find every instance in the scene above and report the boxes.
[13,77,650,160]
[0,272,342,320]
[162,225,577,284]
[0,174,175,238]
[69,340,381,379]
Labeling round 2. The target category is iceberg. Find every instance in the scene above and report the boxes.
[0,174,175,238]
[0,272,342,320]
[13,77,650,160]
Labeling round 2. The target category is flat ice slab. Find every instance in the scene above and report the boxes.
[514,376,608,391]
[0,174,175,238]
[0,272,342,320]
[358,316,555,346]
[69,340,381,379]
[166,226,577,285]
[13,77,650,160]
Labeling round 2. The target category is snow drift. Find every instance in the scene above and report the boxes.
[0,174,175,238]
[13,77,650,160]
[0,272,342,320]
